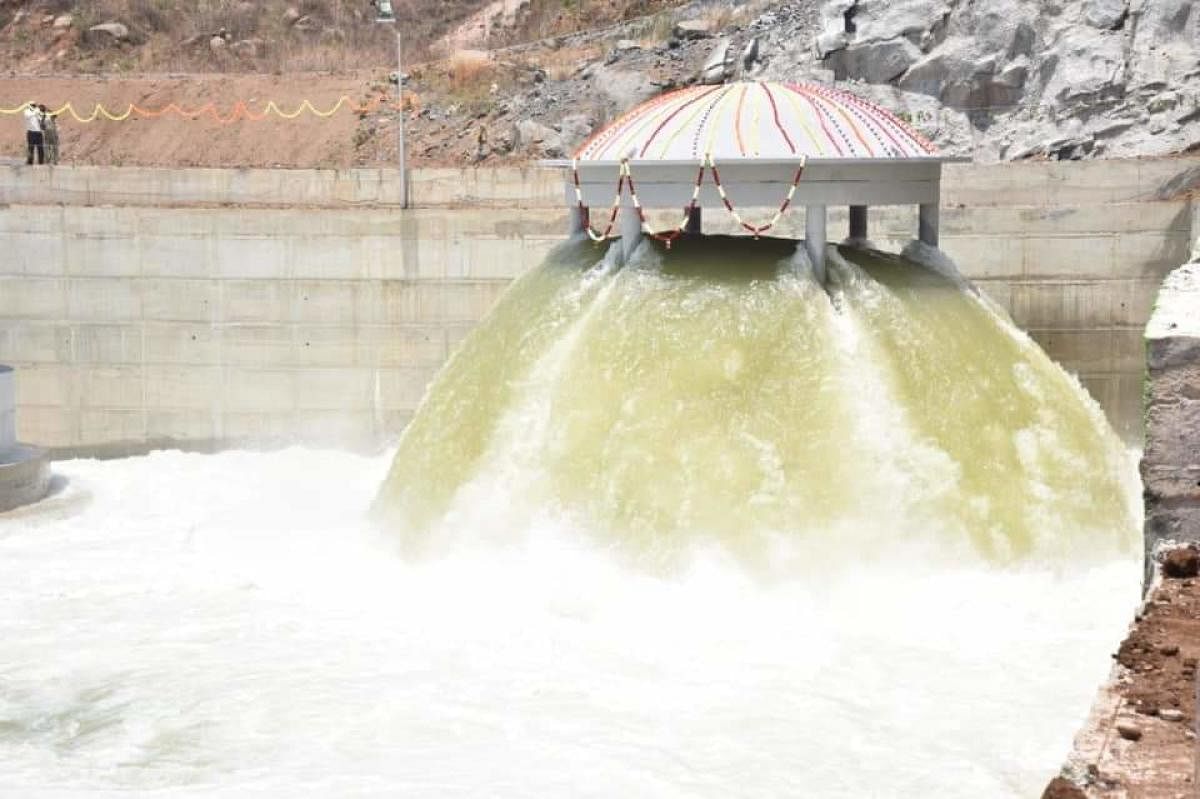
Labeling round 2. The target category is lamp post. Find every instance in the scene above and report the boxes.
[374,0,408,208]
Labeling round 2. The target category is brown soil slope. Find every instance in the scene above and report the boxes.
[1,74,377,167]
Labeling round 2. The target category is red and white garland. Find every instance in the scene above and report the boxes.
[570,154,806,245]
[570,158,626,242]
[708,154,806,238]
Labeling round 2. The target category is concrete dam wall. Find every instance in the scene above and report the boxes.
[0,159,1196,454]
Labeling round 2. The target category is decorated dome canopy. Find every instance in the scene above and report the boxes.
[576,81,938,162]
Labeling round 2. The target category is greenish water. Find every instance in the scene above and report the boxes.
[374,236,1135,566]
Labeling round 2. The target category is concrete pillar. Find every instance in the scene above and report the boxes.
[620,191,642,264]
[806,205,827,285]
[684,206,701,235]
[918,203,940,247]
[569,205,589,237]
[849,205,868,240]
[0,365,13,456]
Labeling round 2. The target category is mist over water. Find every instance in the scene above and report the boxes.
[0,238,1141,797]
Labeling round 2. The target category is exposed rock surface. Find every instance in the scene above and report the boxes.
[788,0,1200,160]
[469,0,1195,163]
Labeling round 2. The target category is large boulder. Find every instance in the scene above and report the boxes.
[231,38,266,58]
[1129,0,1193,40]
[1039,27,1126,104]
[740,37,762,74]
[515,119,565,158]
[673,20,714,40]
[557,112,597,150]
[826,36,922,83]
[850,0,953,42]
[1128,0,1196,87]
[944,0,1038,59]
[815,29,847,58]
[589,64,659,110]
[1083,0,1128,29]
[87,21,129,44]
[698,38,734,85]
[899,37,1028,110]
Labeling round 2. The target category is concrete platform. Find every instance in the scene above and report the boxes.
[0,365,51,513]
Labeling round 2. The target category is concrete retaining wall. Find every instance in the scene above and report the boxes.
[1142,261,1200,571]
[0,158,1196,454]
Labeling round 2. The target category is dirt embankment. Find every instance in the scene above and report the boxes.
[1045,547,1200,799]
[0,73,380,168]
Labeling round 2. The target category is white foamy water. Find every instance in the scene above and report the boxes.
[0,448,1139,798]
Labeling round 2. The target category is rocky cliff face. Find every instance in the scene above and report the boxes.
[754,0,1200,159]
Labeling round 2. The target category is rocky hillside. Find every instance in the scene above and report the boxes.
[1,0,1196,167]
[0,0,678,72]
[409,0,1199,164]
[774,0,1200,160]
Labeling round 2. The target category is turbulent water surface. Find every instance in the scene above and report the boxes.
[0,238,1140,797]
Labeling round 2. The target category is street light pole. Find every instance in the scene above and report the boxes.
[395,27,408,209]
[374,1,407,209]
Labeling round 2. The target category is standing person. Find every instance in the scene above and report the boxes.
[39,105,59,165]
[23,103,44,165]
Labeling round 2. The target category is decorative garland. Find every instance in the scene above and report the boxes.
[571,157,706,248]
[0,96,397,124]
[623,159,706,248]
[570,157,626,242]
[570,154,806,245]
[708,153,805,238]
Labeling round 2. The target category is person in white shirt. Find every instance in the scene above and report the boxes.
[23,103,44,165]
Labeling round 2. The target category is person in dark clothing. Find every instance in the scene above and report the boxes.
[23,103,45,165]
[39,105,59,165]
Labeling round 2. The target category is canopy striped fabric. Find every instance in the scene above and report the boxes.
[576,81,937,161]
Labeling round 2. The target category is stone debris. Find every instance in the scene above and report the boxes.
[698,38,733,85]
[1054,547,1200,795]
[1163,548,1200,579]
[1041,776,1087,799]
[673,20,714,40]
[740,37,761,74]
[87,22,129,43]
[1115,722,1143,741]
[231,38,267,59]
